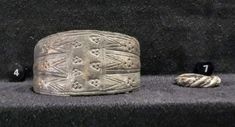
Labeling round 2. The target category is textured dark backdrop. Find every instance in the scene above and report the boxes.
[1,74,235,127]
[1,1,235,126]
[0,0,235,79]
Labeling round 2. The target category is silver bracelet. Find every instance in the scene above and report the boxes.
[175,73,221,88]
[33,30,141,96]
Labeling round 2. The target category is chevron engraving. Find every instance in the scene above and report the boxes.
[33,30,140,96]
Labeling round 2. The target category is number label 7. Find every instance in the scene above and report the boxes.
[203,65,209,73]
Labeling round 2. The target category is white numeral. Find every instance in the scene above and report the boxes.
[203,65,209,73]
[14,69,19,77]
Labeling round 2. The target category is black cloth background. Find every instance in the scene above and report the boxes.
[1,75,235,127]
[0,0,235,127]
[0,0,235,79]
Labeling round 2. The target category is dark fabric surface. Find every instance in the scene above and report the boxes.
[0,0,235,79]
[0,74,235,127]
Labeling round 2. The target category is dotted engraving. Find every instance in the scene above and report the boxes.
[124,41,135,52]
[90,49,100,56]
[43,61,50,69]
[124,58,134,68]
[91,62,101,71]
[73,56,83,64]
[34,30,140,95]
[72,81,82,89]
[72,69,82,76]
[72,41,82,48]
[127,77,135,86]
[90,35,101,44]
[89,79,100,87]
[38,80,44,89]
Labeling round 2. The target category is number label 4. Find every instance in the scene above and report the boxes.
[14,69,20,77]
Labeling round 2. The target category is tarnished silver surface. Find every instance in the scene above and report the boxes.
[33,30,141,96]
[175,73,221,88]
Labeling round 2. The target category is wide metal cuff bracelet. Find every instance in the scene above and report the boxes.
[33,30,141,96]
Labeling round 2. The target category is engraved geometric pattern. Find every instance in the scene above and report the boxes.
[33,30,141,96]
